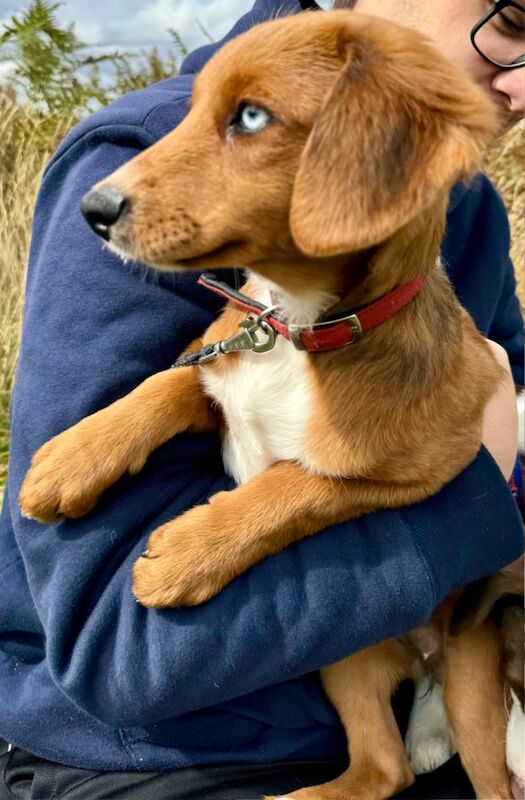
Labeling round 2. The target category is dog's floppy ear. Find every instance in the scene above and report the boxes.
[290,18,498,257]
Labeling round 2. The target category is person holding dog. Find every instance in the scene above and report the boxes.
[0,1,523,798]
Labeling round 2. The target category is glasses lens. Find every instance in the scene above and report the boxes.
[474,4,524,67]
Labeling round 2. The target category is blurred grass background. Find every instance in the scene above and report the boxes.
[0,1,523,498]
[485,128,525,301]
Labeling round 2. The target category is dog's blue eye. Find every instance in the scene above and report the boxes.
[233,104,272,134]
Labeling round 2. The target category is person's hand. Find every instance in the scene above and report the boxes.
[482,340,519,482]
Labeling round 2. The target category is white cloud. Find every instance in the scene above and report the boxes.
[0,0,260,97]
[41,0,253,54]
[1,0,334,77]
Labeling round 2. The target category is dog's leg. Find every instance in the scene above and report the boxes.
[443,623,513,799]
[132,457,428,606]
[265,641,415,800]
[19,354,217,523]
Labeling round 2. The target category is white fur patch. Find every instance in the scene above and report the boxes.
[507,690,525,798]
[201,276,333,485]
[405,678,456,774]
[248,273,338,327]
[202,334,311,484]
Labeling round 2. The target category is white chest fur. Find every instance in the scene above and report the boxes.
[507,690,525,796]
[200,275,333,486]
[201,334,312,485]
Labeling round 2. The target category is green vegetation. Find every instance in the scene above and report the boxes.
[0,0,183,113]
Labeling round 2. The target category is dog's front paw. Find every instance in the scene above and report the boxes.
[19,429,101,524]
[132,509,237,608]
[19,410,148,524]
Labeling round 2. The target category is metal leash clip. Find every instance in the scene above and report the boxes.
[198,307,279,364]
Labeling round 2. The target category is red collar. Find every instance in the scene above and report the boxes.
[198,272,426,352]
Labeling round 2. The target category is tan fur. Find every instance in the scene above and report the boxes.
[19,11,509,798]
[451,556,524,710]
[267,642,417,800]
[19,342,219,522]
[264,626,513,800]
[443,624,512,799]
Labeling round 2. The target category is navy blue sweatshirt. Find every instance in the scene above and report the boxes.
[0,0,523,772]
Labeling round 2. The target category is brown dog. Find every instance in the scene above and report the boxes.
[19,11,510,799]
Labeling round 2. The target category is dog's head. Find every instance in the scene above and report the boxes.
[81,11,497,290]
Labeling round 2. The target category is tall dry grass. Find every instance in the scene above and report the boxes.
[0,110,523,499]
[0,91,73,493]
[485,123,525,304]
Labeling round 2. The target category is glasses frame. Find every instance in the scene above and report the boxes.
[470,0,524,69]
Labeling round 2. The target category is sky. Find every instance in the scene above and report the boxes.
[0,0,260,86]
[0,1,265,61]
[0,0,332,57]
[0,0,331,87]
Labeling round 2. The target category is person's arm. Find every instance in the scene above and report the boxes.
[5,123,522,730]
[482,341,519,481]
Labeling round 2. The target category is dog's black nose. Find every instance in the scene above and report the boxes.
[80,188,128,241]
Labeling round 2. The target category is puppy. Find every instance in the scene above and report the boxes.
[20,11,511,799]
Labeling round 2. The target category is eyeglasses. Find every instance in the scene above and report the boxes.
[471,1,524,69]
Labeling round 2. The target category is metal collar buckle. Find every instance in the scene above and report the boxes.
[288,312,363,351]
[344,313,363,344]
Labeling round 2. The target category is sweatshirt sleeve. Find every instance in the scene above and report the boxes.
[6,124,524,730]
[443,174,524,386]
[487,250,524,387]
[484,184,524,386]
